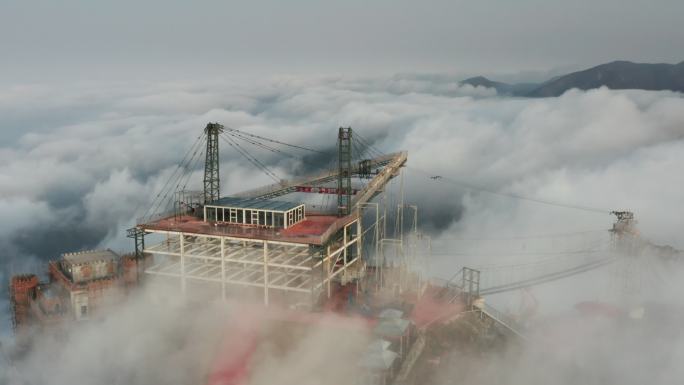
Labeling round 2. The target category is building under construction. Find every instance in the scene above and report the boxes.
[12,122,638,384]
[8,124,491,384]
[135,125,409,309]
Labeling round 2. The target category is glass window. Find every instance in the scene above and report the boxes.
[207,207,217,221]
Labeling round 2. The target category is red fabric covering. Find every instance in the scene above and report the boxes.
[206,304,373,385]
[410,286,465,328]
[207,326,258,385]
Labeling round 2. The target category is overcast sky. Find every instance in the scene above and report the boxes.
[2,0,683,83]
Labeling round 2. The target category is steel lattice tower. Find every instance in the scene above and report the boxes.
[337,127,353,216]
[204,122,224,204]
[127,227,146,281]
[127,227,145,259]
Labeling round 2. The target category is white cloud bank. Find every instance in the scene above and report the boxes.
[1,76,683,277]
[1,76,684,384]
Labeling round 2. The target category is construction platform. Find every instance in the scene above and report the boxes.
[140,209,363,306]
[132,126,408,308]
[141,213,357,246]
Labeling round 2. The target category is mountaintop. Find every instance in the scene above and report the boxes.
[460,60,684,97]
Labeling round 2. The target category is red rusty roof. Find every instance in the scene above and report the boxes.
[141,213,358,245]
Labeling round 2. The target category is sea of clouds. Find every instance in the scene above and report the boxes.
[1,75,684,384]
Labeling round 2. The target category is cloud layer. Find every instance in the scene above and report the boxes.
[1,74,684,384]
[1,76,683,271]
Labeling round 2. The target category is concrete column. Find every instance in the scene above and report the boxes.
[180,234,186,294]
[357,218,363,263]
[326,245,331,298]
[343,225,348,266]
[220,237,226,301]
[263,241,269,306]
[310,253,315,306]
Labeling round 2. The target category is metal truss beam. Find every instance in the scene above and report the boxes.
[232,152,405,201]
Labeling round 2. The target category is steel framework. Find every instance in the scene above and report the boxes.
[204,123,224,204]
[142,218,362,306]
[338,127,352,216]
[232,152,406,203]
[127,227,146,259]
[127,227,147,281]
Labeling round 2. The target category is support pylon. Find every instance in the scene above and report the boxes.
[127,227,146,281]
[337,127,352,216]
[204,123,224,204]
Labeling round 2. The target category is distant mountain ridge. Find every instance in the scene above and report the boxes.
[460,60,684,97]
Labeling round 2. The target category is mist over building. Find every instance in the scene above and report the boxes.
[1,1,684,384]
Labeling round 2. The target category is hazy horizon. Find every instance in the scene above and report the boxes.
[2,0,684,84]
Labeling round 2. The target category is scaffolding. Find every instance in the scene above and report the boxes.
[143,218,362,307]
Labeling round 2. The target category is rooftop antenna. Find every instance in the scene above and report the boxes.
[204,122,224,204]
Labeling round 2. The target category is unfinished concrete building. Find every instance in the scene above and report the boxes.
[136,125,407,308]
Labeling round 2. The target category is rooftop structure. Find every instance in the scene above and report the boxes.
[203,196,305,229]
[60,249,119,283]
[61,249,119,265]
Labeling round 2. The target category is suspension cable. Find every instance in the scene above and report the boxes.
[220,134,280,183]
[356,138,380,159]
[431,247,609,258]
[176,147,206,195]
[353,132,385,158]
[224,126,325,154]
[221,134,277,181]
[225,130,302,160]
[355,130,609,214]
[141,133,205,221]
[147,138,205,219]
[406,166,610,214]
[432,229,611,241]
[156,146,206,217]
